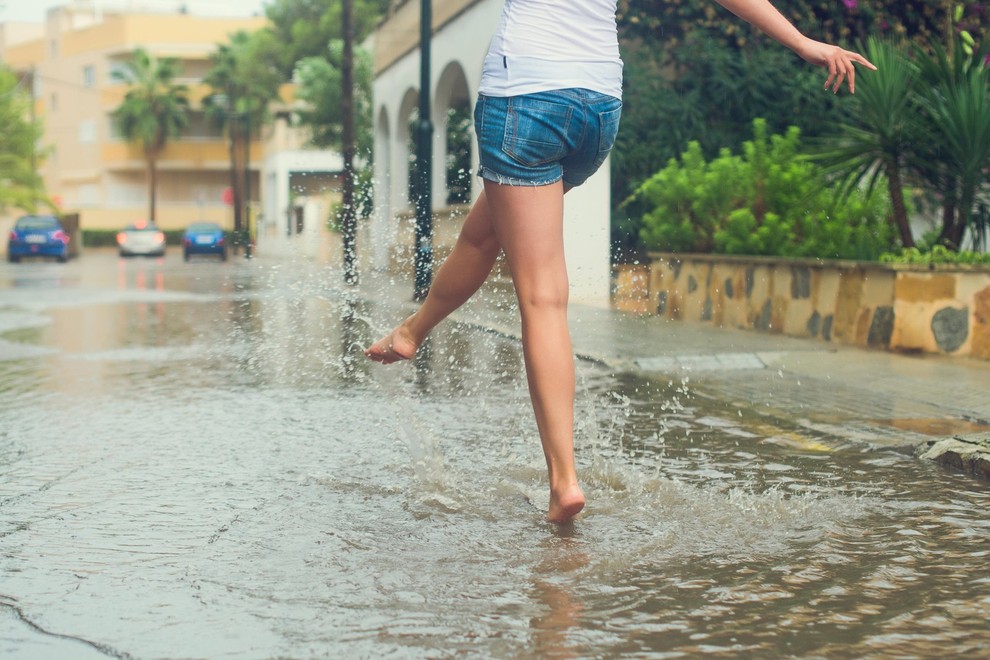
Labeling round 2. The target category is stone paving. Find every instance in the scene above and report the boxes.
[359,271,990,475]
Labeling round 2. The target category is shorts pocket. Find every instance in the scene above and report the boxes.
[502,97,572,167]
[596,103,623,159]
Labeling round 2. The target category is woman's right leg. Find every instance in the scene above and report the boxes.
[364,190,501,363]
[483,179,585,523]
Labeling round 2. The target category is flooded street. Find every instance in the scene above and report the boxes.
[1,250,988,658]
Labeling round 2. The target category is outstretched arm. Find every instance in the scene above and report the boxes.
[714,0,876,93]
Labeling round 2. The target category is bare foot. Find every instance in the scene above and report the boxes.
[364,317,420,364]
[547,483,585,524]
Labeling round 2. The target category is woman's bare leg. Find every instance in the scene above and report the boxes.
[364,190,501,363]
[483,179,584,523]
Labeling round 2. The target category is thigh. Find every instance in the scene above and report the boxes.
[483,180,568,301]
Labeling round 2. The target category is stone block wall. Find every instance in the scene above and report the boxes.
[623,253,990,360]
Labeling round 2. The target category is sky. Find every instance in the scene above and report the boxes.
[0,0,268,24]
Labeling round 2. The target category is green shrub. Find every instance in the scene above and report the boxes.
[880,245,990,265]
[630,119,897,260]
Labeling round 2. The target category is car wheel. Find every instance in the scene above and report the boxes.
[220,249,227,261]
[8,254,19,263]
[57,254,68,263]
[183,250,190,262]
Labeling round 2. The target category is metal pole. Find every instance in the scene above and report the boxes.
[413,0,434,302]
[341,0,358,285]
[244,111,252,258]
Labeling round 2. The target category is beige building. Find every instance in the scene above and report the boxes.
[0,3,272,233]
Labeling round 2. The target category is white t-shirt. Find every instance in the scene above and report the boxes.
[479,0,623,99]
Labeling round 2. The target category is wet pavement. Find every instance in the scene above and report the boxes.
[1,249,989,658]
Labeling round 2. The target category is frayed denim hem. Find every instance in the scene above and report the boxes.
[477,166,562,187]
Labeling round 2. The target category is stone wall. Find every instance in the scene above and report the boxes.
[613,254,990,360]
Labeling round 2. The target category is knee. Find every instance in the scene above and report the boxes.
[462,231,501,258]
[517,286,569,312]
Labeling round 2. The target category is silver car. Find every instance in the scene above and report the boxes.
[117,223,166,257]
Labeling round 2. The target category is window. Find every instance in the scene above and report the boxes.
[79,120,96,143]
[78,185,98,207]
[108,61,128,84]
[83,65,95,88]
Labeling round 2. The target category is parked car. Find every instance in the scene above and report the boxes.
[7,215,71,263]
[181,222,227,261]
[117,223,166,257]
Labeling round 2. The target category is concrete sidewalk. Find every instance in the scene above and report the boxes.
[357,270,990,472]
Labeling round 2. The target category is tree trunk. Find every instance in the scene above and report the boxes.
[887,164,913,248]
[145,152,158,224]
[228,125,242,249]
[939,201,957,248]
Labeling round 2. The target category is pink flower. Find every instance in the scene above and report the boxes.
[842,0,857,8]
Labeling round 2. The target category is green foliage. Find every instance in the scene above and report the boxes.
[611,1,990,255]
[203,30,282,126]
[203,30,282,234]
[0,66,48,213]
[112,49,189,152]
[294,42,374,155]
[911,37,990,248]
[809,37,919,247]
[630,120,896,260]
[264,0,392,79]
[817,34,990,251]
[445,103,473,205]
[111,48,190,223]
[612,33,842,205]
[617,0,984,53]
[880,245,990,264]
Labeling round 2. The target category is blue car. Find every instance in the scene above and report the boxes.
[7,215,71,263]
[182,222,227,261]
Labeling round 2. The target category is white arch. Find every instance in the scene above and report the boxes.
[395,88,420,215]
[434,59,473,205]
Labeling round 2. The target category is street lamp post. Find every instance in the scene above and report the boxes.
[413,0,434,302]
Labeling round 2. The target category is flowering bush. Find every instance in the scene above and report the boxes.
[617,0,986,51]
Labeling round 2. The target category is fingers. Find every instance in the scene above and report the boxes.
[822,47,874,94]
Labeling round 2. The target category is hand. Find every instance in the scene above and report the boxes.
[796,39,877,94]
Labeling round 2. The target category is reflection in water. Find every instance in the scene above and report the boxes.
[530,535,588,658]
[0,253,988,657]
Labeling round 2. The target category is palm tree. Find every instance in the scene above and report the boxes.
[203,30,281,246]
[112,48,189,224]
[912,39,990,249]
[812,38,919,248]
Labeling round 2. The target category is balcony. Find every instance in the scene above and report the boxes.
[101,139,260,171]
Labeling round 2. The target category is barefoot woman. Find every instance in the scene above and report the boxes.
[366,0,875,523]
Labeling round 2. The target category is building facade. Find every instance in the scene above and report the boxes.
[0,1,342,255]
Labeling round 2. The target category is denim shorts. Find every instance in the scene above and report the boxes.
[474,88,622,188]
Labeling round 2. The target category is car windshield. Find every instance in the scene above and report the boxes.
[187,223,221,233]
[16,216,60,230]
